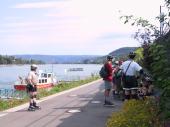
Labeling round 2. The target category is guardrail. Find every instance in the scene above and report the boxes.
[0,89,27,100]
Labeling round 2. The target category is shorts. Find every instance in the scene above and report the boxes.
[26,84,37,92]
[112,77,115,84]
[115,77,122,91]
[122,76,138,90]
[104,80,112,90]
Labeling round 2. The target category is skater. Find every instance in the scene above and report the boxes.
[26,64,41,111]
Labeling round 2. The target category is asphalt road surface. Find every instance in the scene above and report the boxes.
[0,79,122,127]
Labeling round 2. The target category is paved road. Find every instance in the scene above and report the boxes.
[0,79,122,127]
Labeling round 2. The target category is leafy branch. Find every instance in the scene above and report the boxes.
[120,15,159,43]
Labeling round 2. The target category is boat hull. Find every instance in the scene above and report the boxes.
[14,83,54,91]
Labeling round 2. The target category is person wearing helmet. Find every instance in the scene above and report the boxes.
[26,64,40,111]
[120,52,143,101]
[103,55,114,106]
[112,61,119,96]
[113,60,123,99]
[115,61,119,65]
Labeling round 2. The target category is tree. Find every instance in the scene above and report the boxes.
[0,55,44,65]
[120,15,159,43]
[120,0,170,121]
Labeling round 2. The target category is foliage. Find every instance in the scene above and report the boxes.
[160,0,170,32]
[165,0,170,9]
[149,44,168,87]
[120,15,159,43]
[132,26,170,122]
[149,38,170,120]
[134,47,143,64]
[106,99,162,127]
[0,98,29,111]
[0,55,44,65]
[120,2,170,121]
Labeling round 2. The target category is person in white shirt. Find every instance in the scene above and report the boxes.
[26,64,40,111]
[120,52,143,100]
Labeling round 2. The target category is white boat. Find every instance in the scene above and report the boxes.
[14,70,58,91]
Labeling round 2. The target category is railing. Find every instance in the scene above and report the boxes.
[0,89,27,100]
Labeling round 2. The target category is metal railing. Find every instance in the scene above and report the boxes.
[0,89,27,100]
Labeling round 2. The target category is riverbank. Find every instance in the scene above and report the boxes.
[0,76,100,111]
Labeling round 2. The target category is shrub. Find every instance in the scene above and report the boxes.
[106,99,161,127]
[149,42,170,120]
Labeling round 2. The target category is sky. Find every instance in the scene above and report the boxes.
[0,0,165,55]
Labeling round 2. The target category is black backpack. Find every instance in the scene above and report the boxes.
[99,65,108,78]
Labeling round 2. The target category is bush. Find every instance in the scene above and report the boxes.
[149,42,170,120]
[106,99,161,127]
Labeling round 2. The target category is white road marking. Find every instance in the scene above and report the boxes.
[67,109,81,113]
[91,101,101,104]
[0,113,8,117]
[68,94,78,97]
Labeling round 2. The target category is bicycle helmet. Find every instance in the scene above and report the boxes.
[31,64,38,70]
[129,52,136,59]
[107,55,113,60]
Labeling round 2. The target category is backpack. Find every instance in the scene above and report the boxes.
[99,65,108,78]
[114,69,122,78]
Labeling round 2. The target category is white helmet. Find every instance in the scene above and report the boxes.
[31,64,37,70]
[115,61,119,65]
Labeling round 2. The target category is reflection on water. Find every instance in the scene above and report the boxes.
[0,64,101,89]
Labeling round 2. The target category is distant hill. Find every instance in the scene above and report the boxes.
[83,47,138,64]
[14,47,137,64]
[14,55,101,64]
[108,47,138,57]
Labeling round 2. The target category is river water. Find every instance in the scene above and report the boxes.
[0,64,102,89]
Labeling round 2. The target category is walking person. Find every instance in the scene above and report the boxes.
[120,52,143,101]
[26,64,41,111]
[103,55,114,106]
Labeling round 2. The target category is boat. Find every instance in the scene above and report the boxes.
[67,68,84,71]
[14,70,58,91]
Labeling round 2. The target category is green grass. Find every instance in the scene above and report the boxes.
[0,76,100,111]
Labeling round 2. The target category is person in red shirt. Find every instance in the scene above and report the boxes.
[103,55,114,106]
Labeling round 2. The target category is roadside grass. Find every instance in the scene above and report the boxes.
[0,76,100,111]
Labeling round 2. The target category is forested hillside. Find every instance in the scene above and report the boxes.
[14,55,100,64]
[0,55,44,64]
[83,47,137,64]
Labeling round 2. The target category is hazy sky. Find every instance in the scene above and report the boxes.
[0,0,164,55]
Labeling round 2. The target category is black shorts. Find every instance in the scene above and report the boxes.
[122,76,138,90]
[115,77,122,90]
[26,84,37,92]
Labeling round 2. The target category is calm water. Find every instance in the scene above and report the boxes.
[0,64,102,89]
